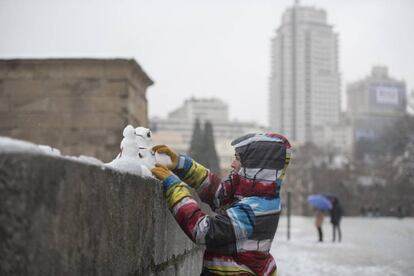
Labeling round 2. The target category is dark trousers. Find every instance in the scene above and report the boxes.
[317,226,323,242]
[332,223,341,242]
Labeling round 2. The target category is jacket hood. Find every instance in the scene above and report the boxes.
[231,133,291,170]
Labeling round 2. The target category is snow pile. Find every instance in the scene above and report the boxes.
[0,136,105,167]
[38,145,62,156]
[77,155,105,166]
[105,125,172,177]
[0,137,64,157]
[0,125,172,178]
[0,136,42,154]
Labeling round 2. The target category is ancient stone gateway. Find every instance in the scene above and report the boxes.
[0,59,152,162]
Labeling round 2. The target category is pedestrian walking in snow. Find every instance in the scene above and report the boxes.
[314,208,325,242]
[330,197,342,242]
[151,133,292,276]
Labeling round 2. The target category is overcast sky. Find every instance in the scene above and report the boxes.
[1,0,413,126]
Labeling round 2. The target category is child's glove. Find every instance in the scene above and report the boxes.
[151,164,182,191]
[151,164,172,181]
[152,145,178,170]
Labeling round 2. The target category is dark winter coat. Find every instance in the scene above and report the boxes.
[330,200,343,225]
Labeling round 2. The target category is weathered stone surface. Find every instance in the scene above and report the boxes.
[48,96,125,113]
[0,60,37,79]
[3,79,45,97]
[11,97,50,112]
[0,152,202,275]
[0,97,9,112]
[127,84,148,127]
[0,59,153,161]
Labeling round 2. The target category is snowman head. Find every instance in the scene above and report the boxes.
[123,125,136,139]
[135,127,153,149]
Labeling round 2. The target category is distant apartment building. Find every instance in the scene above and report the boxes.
[312,115,354,156]
[168,97,229,125]
[151,98,263,145]
[150,97,265,172]
[347,66,407,159]
[348,66,406,116]
[269,3,341,144]
[0,59,153,161]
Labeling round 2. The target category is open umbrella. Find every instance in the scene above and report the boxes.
[307,194,333,210]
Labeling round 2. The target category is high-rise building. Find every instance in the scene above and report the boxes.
[269,3,341,144]
[347,66,406,116]
[346,66,407,160]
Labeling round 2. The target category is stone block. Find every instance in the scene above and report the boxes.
[11,96,50,112]
[42,79,128,98]
[62,60,105,79]
[0,80,4,96]
[103,60,130,80]
[48,96,125,113]
[100,81,129,97]
[32,62,66,79]
[62,112,126,129]
[82,128,120,144]
[43,79,103,97]
[0,96,9,111]
[0,60,37,79]
[3,79,44,97]
[13,113,65,128]
[0,112,18,128]
[126,87,147,126]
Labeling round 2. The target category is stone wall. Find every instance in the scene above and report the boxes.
[0,59,153,162]
[0,151,202,275]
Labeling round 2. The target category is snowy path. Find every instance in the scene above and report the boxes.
[271,216,414,276]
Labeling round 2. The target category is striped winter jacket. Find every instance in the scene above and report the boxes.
[162,133,291,276]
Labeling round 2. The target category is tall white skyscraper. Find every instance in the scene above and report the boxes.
[269,3,341,143]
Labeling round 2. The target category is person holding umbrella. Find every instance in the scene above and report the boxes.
[315,208,325,242]
[307,194,332,242]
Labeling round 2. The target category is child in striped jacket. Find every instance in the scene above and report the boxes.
[151,133,292,275]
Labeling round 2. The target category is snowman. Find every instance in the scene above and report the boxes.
[106,125,172,177]
[106,125,152,177]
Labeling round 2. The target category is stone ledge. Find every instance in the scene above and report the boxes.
[0,151,202,276]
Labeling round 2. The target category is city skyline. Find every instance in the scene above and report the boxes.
[1,0,413,126]
[269,4,341,142]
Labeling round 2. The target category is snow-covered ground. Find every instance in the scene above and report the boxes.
[271,216,414,276]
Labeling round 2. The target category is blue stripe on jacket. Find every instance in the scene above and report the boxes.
[239,196,282,215]
[226,202,255,240]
